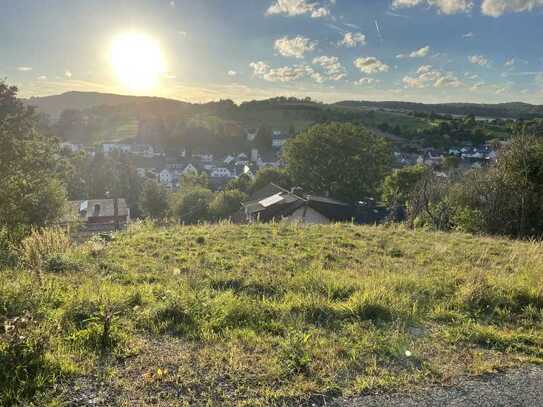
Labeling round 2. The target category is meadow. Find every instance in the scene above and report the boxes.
[1,222,543,405]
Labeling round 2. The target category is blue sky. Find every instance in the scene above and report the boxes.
[2,0,543,104]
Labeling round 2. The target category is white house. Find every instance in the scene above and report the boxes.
[245,128,258,142]
[211,167,232,178]
[182,163,198,176]
[60,142,84,152]
[159,169,175,186]
[102,143,132,154]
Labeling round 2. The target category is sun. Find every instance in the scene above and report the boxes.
[110,32,166,92]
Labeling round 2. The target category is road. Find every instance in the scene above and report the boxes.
[333,366,543,407]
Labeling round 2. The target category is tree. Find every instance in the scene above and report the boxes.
[382,164,430,207]
[255,125,273,152]
[283,123,393,202]
[225,174,252,194]
[250,168,292,194]
[0,82,66,239]
[171,187,213,224]
[140,181,169,219]
[209,189,247,220]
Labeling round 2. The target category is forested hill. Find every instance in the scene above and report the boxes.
[25,91,543,122]
[335,100,543,120]
[24,91,192,119]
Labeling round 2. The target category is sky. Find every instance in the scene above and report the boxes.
[2,0,543,104]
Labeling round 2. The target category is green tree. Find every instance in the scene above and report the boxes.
[255,125,273,152]
[0,82,66,239]
[250,168,292,194]
[283,123,393,202]
[209,189,247,220]
[382,164,430,207]
[225,174,252,194]
[171,187,213,224]
[140,181,169,219]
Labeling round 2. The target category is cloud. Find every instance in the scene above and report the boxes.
[392,0,474,14]
[338,32,367,48]
[169,1,175,7]
[397,45,430,59]
[250,61,320,82]
[354,57,390,74]
[228,70,238,77]
[65,70,73,78]
[470,81,486,91]
[312,56,347,80]
[462,32,474,38]
[37,75,47,80]
[250,61,271,76]
[481,0,543,17]
[274,36,317,59]
[402,64,463,88]
[469,55,490,66]
[505,58,515,67]
[266,0,331,18]
[17,66,33,72]
[355,77,381,85]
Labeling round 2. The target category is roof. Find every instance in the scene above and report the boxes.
[247,183,289,203]
[64,199,129,222]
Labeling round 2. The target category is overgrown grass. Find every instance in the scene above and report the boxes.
[1,222,543,405]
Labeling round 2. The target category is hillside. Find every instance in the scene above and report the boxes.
[24,91,191,119]
[2,223,543,405]
[25,91,543,122]
[335,100,543,120]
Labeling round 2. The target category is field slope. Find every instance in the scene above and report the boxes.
[2,223,543,405]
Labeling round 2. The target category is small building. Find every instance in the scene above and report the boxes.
[63,199,130,234]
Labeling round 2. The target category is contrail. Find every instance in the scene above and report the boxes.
[375,19,383,41]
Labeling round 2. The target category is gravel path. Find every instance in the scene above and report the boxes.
[333,366,543,407]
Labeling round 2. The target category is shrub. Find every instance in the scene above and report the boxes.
[0,314,54,405]
[279,331,313,376]
[19,227,71,280]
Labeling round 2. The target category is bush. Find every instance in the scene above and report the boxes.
[0,314,54,405]
[19,227,71,280]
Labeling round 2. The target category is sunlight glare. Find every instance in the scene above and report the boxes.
[110,32,166,92]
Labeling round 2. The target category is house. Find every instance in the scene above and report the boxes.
[102,143,132,154]
[159,169,175,186]
[63,199,130,233]
[245,128,258,142]
[60,142,84,153]
[210,167,232,178]
[272,131,290,149]
[239,184,357,225]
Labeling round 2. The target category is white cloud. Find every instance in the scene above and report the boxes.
[355,77,381,85]
[469,55,490,66]
[481,0,543,17]
[65,70,73,78]
[169,1,175,7]
[470,81,486,91]
[228,70,238,77]
[354,57,390,74]
[250,61,319,82]
[250,61,271,76]
[266,0,331,18]
[397,45,430,59]
[274,36,317,59]
[403,64,463,88]
[312,56,347,80]
[462,32,474,38]
[505,58,515,67]
[37,75,47,80]
[17,66,32,72]
[338,32,367,48]
[392,0,474,14]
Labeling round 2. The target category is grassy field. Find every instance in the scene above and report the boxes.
[1,222,543,405]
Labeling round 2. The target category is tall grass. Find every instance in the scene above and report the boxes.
[19,227,71,282]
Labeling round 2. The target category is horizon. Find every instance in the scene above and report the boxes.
[2,0,543,104]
